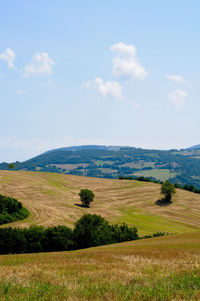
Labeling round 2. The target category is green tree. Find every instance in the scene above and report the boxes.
[161,181,176,202]
[73,214,139,250]
[8,163,15,169]
[44,226,74,252]
[73,214,111,249]
[79,189,95,207]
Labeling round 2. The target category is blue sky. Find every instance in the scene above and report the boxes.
[0,0,200,161]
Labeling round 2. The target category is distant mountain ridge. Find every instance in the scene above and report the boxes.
[187,144,200,150]
[43,145,122,155]
[1,144,200,188]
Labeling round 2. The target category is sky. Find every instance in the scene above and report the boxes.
[0,0,200,162]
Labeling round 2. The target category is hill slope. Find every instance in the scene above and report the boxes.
[0,232,200,300]
[0,170,200,235]
[187,144,200,150]
[1,170,200,300]
[2,145,200,187]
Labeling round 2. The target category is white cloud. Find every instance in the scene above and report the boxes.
[166,74,190,85]
[85,77,123,99]
[168,89,187,111]
[129,100,141,109]
[16,90,25,95]
[0,48,15,69]
[24,52,55,77]
[110,42,147,80]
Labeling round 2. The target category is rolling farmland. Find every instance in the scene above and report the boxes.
[0,170,200,235]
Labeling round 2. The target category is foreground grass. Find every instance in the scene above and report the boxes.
[0,233,200,300]
[0,171,200,235]
[0,273,200,301]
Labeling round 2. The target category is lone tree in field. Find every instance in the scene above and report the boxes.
[8,163,15,169]
[161,181,176,203]
[79,189,95,207]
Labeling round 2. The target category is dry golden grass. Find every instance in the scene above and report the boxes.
[0,233,200,300]
[2,232,199,281]
[1,170,200,299]
[0,170,200,235]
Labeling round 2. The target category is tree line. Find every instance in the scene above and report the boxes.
[0,214,139,254]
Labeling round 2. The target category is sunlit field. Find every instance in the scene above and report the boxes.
[0,232,200,300]
[0,171,200,235]
[1,170,200,300]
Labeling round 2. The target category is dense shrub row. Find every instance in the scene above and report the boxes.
[173,183,200,193]
[141,232,167,239]
[119,175,163,184]
[0,214,139,254]
[0,194,29,225]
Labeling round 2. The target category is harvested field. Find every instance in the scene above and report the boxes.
[0,171,200,300]
[0,171,200,235]
[0,233,200,300]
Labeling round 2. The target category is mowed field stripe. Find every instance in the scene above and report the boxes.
[0,170,200,235]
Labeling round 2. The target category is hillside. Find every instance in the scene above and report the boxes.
[1,145,200,188]
[0,232,200,300]
[187,144,200,150]
[1,170,200,300]
[0,170,200,235]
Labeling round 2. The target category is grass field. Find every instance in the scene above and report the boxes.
[0,233,200,300]
[133,168,176,181]
[0,170,200,300]
[0,170,200,235]
[122,162,155,169]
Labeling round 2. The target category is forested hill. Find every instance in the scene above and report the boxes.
[1,145,200,188]
[187,144,200,150]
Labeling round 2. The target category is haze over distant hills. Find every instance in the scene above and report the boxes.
[1,144,200,188]
[187,144,200,150]
[41,144,200,154]
[43,145,121,154]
